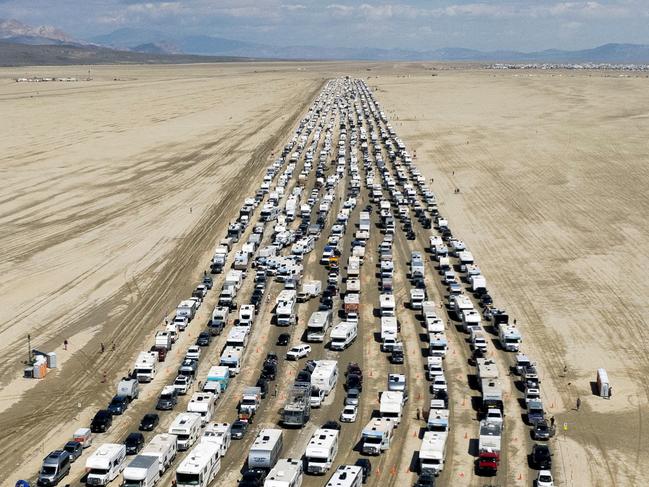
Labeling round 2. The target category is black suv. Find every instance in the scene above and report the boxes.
[90,410,113,433]
[124,432,144,455]
[531,444,552,469]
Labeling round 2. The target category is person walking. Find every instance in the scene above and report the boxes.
[576,397,581,411]
[416,408,420,420]
[274,385,278,397]
[550,416,555,427]
[609,386,613,399]
[63,339,68,351]
[100,343,105,353]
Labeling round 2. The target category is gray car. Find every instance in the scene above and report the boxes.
[62,441,82,462]
[37,450,71,486]
[345,388,361,406]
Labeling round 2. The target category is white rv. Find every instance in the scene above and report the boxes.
[248,429,284,471]
[226,326,251,349]
[419,432,448,475]
[379,293,395,317]
[140,433,177,474]
[498,325,522,352]
[187,392,217,426]
[380,391,404,425]
[264,458,303,487]
[168,413,202,451]
[239,305,256,327]
[200,423,231,458]
[85,443,126,486]
[361,418,395,455]
[306,311,332,342]
[123,455,160,487]
[305,429,339,475]
[325,465,363,487]
[329,322,357,350]
[134,351,158,383]
[175,442,221,487]
[219,346,244,376]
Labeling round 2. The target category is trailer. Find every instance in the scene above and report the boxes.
[248,429,284,471]
[85,443,126,486]
[346,277,361,294]
[361,418,395,455]
[347,256,361,277]
[379,294,395,317]
[140,434,177,474]
[297,281,322,302]
[226,326,251,349]
[238,387,262,422]
[419,431,448,475]
[200,423,231,458]
[219,346,244,376]
[206,365,230,391]
[476,358,499,384]
[134,351,158,383]
[187,392,216,426]
[264,458,304,487]
[311,361,338,395]
[427,399,449,432]
[343,293,360,315]
[481,380,504,412]
[498,325,522,352]
[380,391,404,425]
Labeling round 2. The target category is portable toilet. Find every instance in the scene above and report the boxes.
[596,368,610,398]
[33,356,47,379]
[47,352,57,368]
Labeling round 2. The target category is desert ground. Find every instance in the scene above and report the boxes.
[0,62,647,487]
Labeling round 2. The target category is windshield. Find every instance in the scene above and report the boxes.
[176,473,201,485]
[365,437,381,444]
[41,466,57,475]
[123,482,144,487]
[177,434,190,441]
[89,468,109,475]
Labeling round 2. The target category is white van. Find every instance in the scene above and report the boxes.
[85,443,126,485]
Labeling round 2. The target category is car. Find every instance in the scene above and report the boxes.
[345,388,361,406]
[156,386,179,410]
[431,374,448,393]
[107,395,129,416]
[90,410,113,433]
[480,293,493,307]
[173,315,189,331]
[185,346,201,361]
[310,388,326,408]
[262,362,277,381]
[340,404,358,423]
[173,375,193,395]
[231,420,249,439]
[286,344,311,360]
[319,296,334,310]
[390,349,404,364]
[531,444,552,470]
[139,413,159,432]
[124,432,145,455]
[62,441,82,462]
[196,331,211,347]
[202,275,213,289]
[322,420,341,431]
[277,333,291,346]
[533,419,552,441]
[406,231,416,240]
[449,282,462,294]
[433,389,449,408]
[347,363,363,378]
[537,470,554,487]
[355,458,372,483]
[414,471,436,486]
[239,470,265,487]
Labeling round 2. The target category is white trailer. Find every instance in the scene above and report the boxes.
[427,399,450,432]
[419,431,448,475]
[141,434,177,474]
[276,296,297,326]
[470,274,487,293]
[200,423,232,458]
[248,429,284,471]
[298,280,322,302]
[264,458,304,487]
[123,455,160,487]
[187,392,217,426]
[347,256,361,277]
[325,465,363,487]
[380,391,404,425]
[306,311,332,342]
[169,413,202,451]
[359,211,371,231]
[175,442,221,487]
[305,428,339,474]
[329,322,357,351]
[239,305,256,327]
[346,278,361,294]
[311,360,338,395]
[361,418,395,455]
[85,443,126,485]
[476,358,500,383]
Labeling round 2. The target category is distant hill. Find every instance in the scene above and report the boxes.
[91,28,649,62]
[0,18,79,45]
[0,40,253,67]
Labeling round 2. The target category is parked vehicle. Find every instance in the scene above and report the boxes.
[125,432,145,455]
[123,455,160,487]
[139,414,159,432]
[37,450,71,487]
[85,443,126,486]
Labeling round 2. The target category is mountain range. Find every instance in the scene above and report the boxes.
[3,18,649,64]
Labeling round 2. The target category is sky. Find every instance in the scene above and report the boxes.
[1,0,648,52]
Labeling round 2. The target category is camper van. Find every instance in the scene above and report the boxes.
[175,442,221,487]
[329,322,357,350]
[187,392,217,426]
[140,434,177,474]
[37,450,71,487]
[306,311,332,342]
[419,432,448,475]
[264,458,303,487]
[219,346,244,376]
[325,465,363,487]
[168,413,202,451]
[305,429,339,475]
[85,443,126,486]
[311,361,338,396]
[361,418,395,455]
[200,423,232,458]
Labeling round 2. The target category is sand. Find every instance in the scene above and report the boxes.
[373,68,649,485]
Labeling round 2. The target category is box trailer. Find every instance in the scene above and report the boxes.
[361,418,395,455]
[140,434,177,474]
[380,391,404,425]
[248,429,284,471]
[419,432,448,475]
[311,360,338,395]
[282,382,312,427]
[305,428,339,475]
[85,443,126,486]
